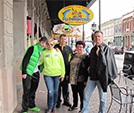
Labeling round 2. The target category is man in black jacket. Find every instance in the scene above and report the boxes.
[54,34,73,108]
[81,30,118,113]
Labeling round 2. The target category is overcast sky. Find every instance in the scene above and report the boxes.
[84,0,134,37]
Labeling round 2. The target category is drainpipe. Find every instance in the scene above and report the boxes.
[99,0,101,30]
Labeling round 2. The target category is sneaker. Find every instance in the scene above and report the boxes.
[28,107,40,112]
[45,108,52,113]
[52,107,56,113]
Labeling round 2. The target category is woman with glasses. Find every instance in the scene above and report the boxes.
[67,41,90,113]
[39,38,65,113]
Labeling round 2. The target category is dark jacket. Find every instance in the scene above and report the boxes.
[54,44,73,76]
[95,43,118,92]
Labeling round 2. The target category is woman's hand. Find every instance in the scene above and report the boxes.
[59,76,64,82]
[22,74,27,79]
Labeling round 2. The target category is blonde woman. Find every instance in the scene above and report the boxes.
[39,38,65,113]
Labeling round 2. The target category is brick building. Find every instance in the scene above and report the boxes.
[122,10,134,50]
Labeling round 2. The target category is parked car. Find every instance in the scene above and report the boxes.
[123,51,134,79]
[111,46,124,54]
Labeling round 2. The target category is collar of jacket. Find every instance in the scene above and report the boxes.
[59,44,66,47]
[36,42,43,51]
[98,43,107,49]
[96,42,103,47]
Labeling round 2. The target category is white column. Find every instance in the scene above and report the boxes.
[0,0,20,112]
[13,0,27,112]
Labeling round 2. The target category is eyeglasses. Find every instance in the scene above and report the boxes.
[47,43,54,46]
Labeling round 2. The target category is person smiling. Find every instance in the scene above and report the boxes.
[20,36,47,113]
[67,41,90,113]
[81,30,118,113]
[39,38,65,113]
[54,34,73,108]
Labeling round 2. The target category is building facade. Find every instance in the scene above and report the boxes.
[113,17,122,46]
[0,0,52,112]
[101,10,134,49]
[101,19,115,46]
[122,10,134,50]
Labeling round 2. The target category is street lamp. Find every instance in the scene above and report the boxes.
[91,22,97,45]
[91,22,97,32]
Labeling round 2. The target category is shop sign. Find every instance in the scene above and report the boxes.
[58,5,93,25]
[52,34,82,38]
[53,23,82,35]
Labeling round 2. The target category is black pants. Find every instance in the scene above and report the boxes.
[57,79,70,104]
[71,82,85,111]
[22,71,40,112]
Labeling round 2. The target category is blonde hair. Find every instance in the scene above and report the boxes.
[47,38,55,46]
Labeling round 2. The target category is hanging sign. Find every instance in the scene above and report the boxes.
[58,5,93,25]
[53,23,82,35]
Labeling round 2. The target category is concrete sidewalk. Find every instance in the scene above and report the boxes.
[13,74,134,113]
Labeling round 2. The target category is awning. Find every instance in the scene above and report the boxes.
[46,0,96,27]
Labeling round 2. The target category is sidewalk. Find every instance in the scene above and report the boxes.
[13,74,133,113]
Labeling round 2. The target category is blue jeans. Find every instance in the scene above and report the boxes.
[44,75,60,109]
[81,77,107,113]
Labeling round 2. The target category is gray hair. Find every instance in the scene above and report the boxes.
[94,30,103,36]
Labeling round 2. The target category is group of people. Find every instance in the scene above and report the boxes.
[20,30,118,113]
